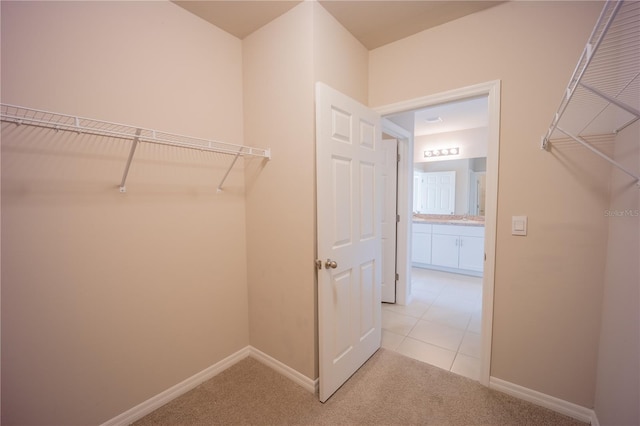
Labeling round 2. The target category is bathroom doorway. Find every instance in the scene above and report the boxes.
[376,80,500,386]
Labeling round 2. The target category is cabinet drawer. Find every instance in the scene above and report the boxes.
[413,223,432,234]
[432,224,484,237]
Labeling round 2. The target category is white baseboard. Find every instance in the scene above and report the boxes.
[489,376,595,424]
[101,346,316,426]
[100,357,604,426]
[101,347,251,426]
[249,346,318,394]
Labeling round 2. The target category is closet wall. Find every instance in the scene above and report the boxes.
[243,1,368,380]
[1,2,250,424]
[243,1,317,380]
[594,120,640,425]
[369,1,607,408]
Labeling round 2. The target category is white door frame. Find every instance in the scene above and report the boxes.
[376,80,501,386]
[381,137,399,303]
[380,118,412,306]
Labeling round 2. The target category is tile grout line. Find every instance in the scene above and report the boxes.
[389,268,484,377]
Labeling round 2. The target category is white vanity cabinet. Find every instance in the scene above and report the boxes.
[430,224,484,273]
[411,223,432,265]
[458,234,485,271]
[430,233,459,268]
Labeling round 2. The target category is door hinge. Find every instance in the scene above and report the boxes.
[395,273,399,281]
[396,214,400,223]
[397,153,401,163]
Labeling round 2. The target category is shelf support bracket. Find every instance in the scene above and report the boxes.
[615,116,640,134]
[217,147,243,193]
[579,82,640,119]
[556,126,640,185]
[119,128,142,193]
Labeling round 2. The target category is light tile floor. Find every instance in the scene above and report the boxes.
[382,267,483,381]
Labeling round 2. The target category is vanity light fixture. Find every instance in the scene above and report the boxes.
[424,147,460,158]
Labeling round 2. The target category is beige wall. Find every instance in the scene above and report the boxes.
[243,2,317,379]
[312,2,369,106]
[370,1,607,407]
[594,121,640,425]
[243,1,368,380]
[1,2,249,424]
[4,0,630,422]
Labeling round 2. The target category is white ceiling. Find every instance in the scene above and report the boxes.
[173,1,302,40]
[384,95,489,140]
[414,96,488,136]
[173,0,503,50]
[318,1,502,49]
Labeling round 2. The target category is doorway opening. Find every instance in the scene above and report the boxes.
[376,80,500,386]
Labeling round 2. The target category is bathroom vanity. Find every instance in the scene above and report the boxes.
[412,215,484,276]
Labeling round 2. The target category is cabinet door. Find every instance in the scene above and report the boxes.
[458,236,484,272]
[411,232,432,264]
[430,234,459,268]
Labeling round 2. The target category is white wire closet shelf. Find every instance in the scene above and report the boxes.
[0,103,271,192]
[541,0,639,185]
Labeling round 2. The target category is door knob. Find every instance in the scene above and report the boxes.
[325,259,338,269]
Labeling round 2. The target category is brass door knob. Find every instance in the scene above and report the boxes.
[325,259,338,269]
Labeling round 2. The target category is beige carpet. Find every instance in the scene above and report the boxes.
[134,349,586,425]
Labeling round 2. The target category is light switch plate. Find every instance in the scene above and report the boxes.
[512,215,527,236]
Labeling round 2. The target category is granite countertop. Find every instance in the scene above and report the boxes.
[413,214,485,227]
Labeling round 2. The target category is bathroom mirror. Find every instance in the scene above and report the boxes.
[413,157,486,216]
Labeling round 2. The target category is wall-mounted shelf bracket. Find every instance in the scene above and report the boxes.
[217,148,242,193]
[556,127,640,186]
[119,128,142,193]
[579,81,640,134]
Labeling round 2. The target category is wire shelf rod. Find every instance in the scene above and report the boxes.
[2,112,260,157]
[1,103,271,192]
[0,103,271,159]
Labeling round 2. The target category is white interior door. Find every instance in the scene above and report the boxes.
[424,171,456,215]
[381,138,398,303]
[316,82,382,402]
